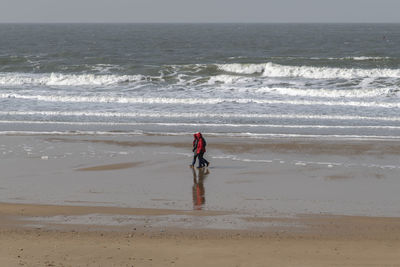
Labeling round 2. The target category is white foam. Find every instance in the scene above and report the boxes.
[1,110,400,122]
[1,93,400,108]
[218,62,400,79]
[0,93,223,104]
[0,73,146,86]
[217,63,265,74]
[207,75,252,85]
[350,56,390,61]
[258,87,396,98]
[311,56,391,61]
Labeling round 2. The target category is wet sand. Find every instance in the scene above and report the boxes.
[77,161,143,171]
[1,134,400,265]
[1,134,399,216]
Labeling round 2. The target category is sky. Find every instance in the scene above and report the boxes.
[1,0,400,23]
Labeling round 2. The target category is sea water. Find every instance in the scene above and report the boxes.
[1,23,400,139]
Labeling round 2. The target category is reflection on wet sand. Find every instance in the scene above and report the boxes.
[192,168,209,210]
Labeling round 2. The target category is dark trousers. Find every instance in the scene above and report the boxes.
[198,152,209,167]
[192,154,198,166]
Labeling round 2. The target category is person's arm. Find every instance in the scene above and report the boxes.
[193,139,198,152]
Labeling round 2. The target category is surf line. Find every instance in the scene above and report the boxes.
[2,111,400,122]
[2,120,400,130]
[2,93,400,108]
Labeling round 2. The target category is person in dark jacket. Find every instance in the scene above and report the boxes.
[195,132,209,168]
[190,133,199,167]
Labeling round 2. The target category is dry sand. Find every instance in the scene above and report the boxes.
[1,203,400,267]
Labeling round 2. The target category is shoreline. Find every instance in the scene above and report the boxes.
[3,129,400,142]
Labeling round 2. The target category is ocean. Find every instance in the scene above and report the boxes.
[1,23,400,139]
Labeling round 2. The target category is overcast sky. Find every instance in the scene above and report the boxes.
[1,0,400,23]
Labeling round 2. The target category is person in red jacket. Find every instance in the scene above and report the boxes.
[195,132,209,168]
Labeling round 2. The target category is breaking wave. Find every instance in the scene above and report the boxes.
[0,73,146,86]
[218,62,400,79]
[1,93,400,108]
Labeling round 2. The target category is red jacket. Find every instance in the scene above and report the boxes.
[196,133,206,154]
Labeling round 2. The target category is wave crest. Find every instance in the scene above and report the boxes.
[218,62,400,79]
[0,73,146,86]
[1,93,400,108]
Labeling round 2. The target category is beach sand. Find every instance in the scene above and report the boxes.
[1,134,400,266]
[1,203,400,266]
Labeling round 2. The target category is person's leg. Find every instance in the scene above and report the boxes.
[202,155,209,167]
[191,154,197,167]
[197,153,204,168]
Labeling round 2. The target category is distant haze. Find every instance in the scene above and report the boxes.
[1,0,400,23]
